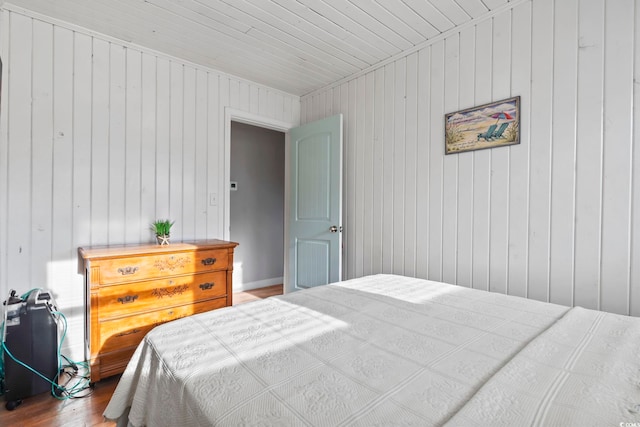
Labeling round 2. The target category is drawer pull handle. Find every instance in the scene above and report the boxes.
[201,257,217,266]
[117,295,139,304]
[118,266,139,275]
[115,328,141,337]
[199,282,215,290]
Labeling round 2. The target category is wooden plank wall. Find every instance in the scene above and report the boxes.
[0,9,299,359]
[301,0,640,317]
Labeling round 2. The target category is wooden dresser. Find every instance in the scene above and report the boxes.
[78,240,238,382]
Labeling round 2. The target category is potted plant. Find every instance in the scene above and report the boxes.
[151,219,174,245]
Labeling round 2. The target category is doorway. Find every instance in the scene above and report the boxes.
[230,121,285,291]
[223,109,342,295]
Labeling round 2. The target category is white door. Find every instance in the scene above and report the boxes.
[286,114,343,293]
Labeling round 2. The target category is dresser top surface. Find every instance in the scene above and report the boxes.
[78,239,239,260]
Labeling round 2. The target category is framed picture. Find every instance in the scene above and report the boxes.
[445,96,520,155]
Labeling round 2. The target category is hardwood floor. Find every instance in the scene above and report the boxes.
[232,284,283,305]
[0,285,283,426]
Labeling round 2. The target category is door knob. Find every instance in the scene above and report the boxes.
[330,225,340,233]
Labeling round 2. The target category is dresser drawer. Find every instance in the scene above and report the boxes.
[97,271,227,320]
[98,297,228,354]
[96,249,229,284]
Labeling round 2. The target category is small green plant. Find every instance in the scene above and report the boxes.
[151,219,174,236]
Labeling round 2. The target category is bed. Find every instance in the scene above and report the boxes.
[104,274,640,426]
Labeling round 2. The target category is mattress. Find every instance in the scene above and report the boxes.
[103,274,640,426]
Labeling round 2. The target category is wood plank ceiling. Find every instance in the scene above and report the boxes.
[4,0,512,96]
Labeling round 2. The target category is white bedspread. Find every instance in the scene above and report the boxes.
[103,274,638,426]
[445,306,640,426]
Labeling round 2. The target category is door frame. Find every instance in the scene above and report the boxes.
[223,107,297,291]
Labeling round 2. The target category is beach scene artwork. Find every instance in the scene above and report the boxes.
[445,96,520,154]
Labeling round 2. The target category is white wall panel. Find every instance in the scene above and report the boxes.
[72,32,93,271]
[471,19,492,292]
[52,27,75,306]
[415,50,430,280]
[346,79,357,279]
[489,12,510,295]
[124,49,143,243]
[600,0,634,315]
[108,43,127,245]
[91,39,110,245]
[404,52,418,278]
[429,42,444,282]
[382,65,395,274]
[354,75,366,278]
[574,0,604,311]
[527,0,553,302]
[549,0,578,307]
[456,26,476,289]
[31,20,54,287]
[7,13,33,289]
[442,37,458,285]
[206,72,220,240]
[372,67,385,275]
[169,62,184,237]
[301,0,640,316]
[182,66,197,240]
[632,1,640,317]
[393,57,407,276]
[216,76,230,237]
[140,54,158,230]
[195,70,209,236]
[0,8,299,360]
[508,2,532,299]
[362,72,375,276]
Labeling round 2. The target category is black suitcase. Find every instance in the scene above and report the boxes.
[2,289,58,410]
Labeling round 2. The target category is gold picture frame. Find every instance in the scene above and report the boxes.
[445,96,520,155]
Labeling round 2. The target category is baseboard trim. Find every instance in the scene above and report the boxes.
[233,276,283,292]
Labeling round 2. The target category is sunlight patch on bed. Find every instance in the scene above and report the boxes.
[337,274,477,305]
